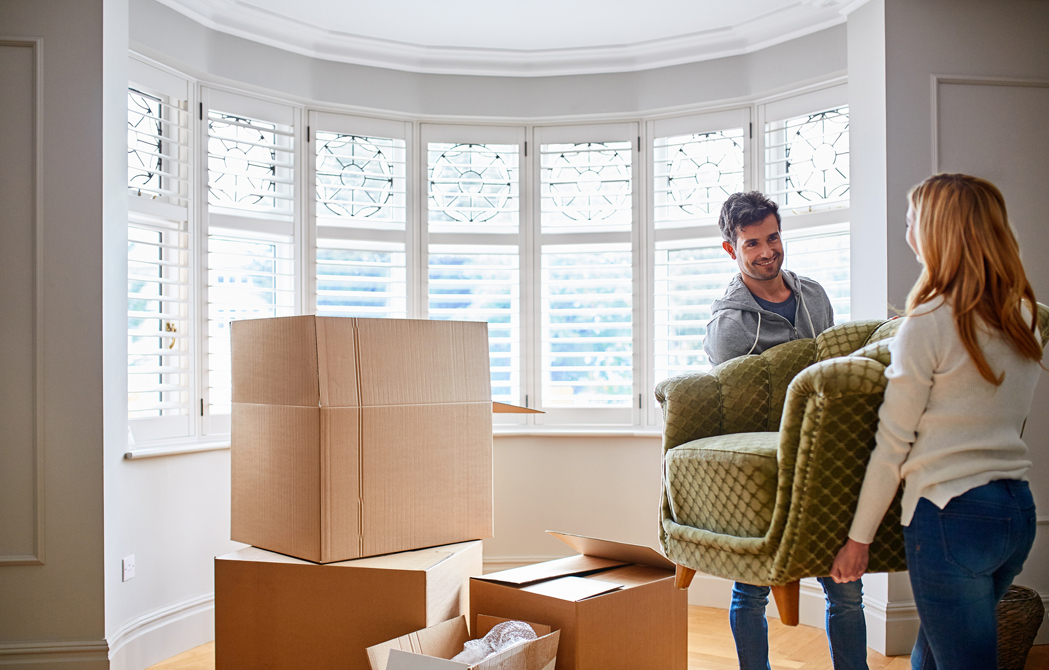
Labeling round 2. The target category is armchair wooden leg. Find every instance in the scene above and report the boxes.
[674,564,696,590]
[771,581,801,626]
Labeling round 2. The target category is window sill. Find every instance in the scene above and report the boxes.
[493,428,662,438]
[123,430,662,459]
[124,438,231,460]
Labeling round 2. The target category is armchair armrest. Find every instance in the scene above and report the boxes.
[768,355,906,581]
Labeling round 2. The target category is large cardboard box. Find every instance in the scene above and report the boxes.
[469,533,687,670]
[215,540,483,670]
[367,615,559,670]
[231,316,494,563]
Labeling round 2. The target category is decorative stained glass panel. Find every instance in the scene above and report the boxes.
[541,142,632,233]
[316,132,406,230]
[429,143,518,234]
[654,129,744,229]
[765,106,849,212]
[128,88,191,207]
[208,112,294,216]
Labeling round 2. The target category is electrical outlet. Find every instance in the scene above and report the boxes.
[122,555,135,582]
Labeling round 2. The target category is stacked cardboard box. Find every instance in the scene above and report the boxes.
[216,316,498,669]
[229,316,494,563]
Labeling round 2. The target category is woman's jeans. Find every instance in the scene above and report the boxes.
[904,479,1037,670]
[730,577,868,670]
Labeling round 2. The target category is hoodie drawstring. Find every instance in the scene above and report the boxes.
[800,291,816,337]
[745,312,762,355]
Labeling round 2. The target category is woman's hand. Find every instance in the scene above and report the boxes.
[830,539,870,584]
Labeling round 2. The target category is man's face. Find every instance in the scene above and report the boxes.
[722,213,784,282]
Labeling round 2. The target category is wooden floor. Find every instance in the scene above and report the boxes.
[148,605,1049,670]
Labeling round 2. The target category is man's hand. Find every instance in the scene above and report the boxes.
[830,539,870,584]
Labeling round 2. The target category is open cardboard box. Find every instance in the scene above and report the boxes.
[215,540,482,670]
[231,316,496,563]
[469,532,687,670]
[367,615,559,670]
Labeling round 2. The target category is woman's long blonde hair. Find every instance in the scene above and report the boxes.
[906,174,1041,384]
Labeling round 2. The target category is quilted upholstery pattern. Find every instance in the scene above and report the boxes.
[815,320,883,361]
[658,304,1049,587]
[666,432,779,538]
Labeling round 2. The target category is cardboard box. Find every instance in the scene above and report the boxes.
[469,533,687,670]
[215,540,483,670]
[367,615,559,670]
[231,316,494,563]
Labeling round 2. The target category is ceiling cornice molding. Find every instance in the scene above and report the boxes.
[153,0,849,77]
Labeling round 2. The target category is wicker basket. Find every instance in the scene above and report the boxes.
[997,584,1045,670]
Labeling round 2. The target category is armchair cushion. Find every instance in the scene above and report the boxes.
[665,432,778,539]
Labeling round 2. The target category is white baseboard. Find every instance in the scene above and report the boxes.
[107,593,214,670]
[0,640,109,668]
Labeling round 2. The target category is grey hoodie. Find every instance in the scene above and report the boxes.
[703,269,834,366]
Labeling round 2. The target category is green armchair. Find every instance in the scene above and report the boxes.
[656,306,1049,625]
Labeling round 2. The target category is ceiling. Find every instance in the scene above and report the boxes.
[155,0,859,77]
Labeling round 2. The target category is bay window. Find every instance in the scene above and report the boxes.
[125,60,850,449]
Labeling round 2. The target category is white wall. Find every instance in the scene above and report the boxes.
[848,0,1049,655]
[84,7,855,667]
[0,1,109,667]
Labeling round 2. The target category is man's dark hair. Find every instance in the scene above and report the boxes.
[718,191,781,245]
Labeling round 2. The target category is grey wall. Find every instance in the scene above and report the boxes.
[848,0,1049,655]
[130,0,847,119]
[0,1,109,667]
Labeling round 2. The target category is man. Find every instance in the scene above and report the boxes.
[704,191,867,670]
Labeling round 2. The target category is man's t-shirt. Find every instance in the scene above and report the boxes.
[752,292,796,327]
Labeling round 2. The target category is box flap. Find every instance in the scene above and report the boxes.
[519,576,623,602]
[475,555,627,586]
[216,545,312,565]
[338,546,455,572]
[593,564,675,589]
[355,319,491,406]
[492,402,543,414]
[476,630,560,670]
[387,650,466,670]
[547,532,676,572]
[315,317,360,407]
[368,616,470,670]
[231,316,320,407]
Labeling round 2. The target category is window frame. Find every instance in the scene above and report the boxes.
[199,86,303,437]
[127,56,199,449]
[420,124,528,426]
[126,55,851,448]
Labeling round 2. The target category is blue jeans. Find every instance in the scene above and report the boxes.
[730,577,868,670]
[904,479,1037,670]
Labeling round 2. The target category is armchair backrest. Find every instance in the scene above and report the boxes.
[657,303,1048,454]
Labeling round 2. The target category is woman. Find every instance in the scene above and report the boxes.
[829,174,1044,669]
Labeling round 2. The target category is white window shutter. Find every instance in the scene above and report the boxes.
[313,124,408,318]
[205,93,298,425]
[127,81,195,443]
[424,131,523,406]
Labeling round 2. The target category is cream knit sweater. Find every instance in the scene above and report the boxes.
[848,296,1043,544]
